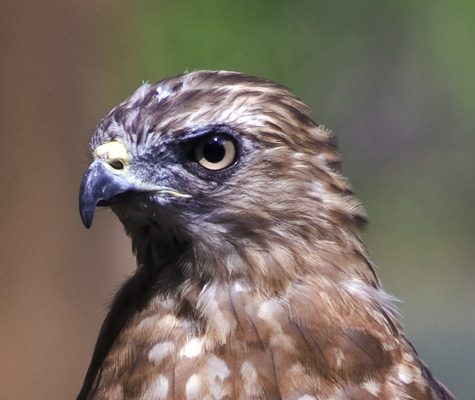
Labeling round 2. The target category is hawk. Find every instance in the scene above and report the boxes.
[78,70,455,399]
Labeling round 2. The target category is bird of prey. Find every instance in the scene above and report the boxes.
[78,70,455,399]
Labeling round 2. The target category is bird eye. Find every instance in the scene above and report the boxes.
[193,134,237,171]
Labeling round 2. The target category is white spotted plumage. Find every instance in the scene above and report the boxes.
[78,70,456,400]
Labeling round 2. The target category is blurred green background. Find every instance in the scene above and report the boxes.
[1,1,473,398]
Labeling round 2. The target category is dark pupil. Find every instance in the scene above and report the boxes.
[203,137,225,163]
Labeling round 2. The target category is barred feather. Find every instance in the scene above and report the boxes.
[78,70,455,400]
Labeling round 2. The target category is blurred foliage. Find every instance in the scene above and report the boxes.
[1,1,473,398]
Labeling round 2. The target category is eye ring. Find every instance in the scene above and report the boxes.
[193,133,237,171]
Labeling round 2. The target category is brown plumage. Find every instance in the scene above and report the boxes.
[78,70,455,399]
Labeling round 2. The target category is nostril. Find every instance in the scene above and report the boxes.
[108,159,125,170]
[95,142,129,170]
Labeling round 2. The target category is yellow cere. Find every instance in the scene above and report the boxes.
[94,141,129,166]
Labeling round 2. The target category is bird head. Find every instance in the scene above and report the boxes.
[79,70,367,288]
[77,71,455,400]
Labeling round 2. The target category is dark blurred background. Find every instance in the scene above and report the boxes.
[1,1,473,398]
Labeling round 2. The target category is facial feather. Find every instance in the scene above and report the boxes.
[78,70,455,400]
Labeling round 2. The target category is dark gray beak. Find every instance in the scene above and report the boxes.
[79,161,134,228]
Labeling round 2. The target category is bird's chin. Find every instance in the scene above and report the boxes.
[111,200,191,261]
[109,197,178,232]
[97,193,133,207]
[99,193,161,229]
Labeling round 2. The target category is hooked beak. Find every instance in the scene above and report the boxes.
[79,161,134,228]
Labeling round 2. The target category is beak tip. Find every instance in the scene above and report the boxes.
[81,213,93,229]
[79,196,95,229]
[79,161,134,229]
